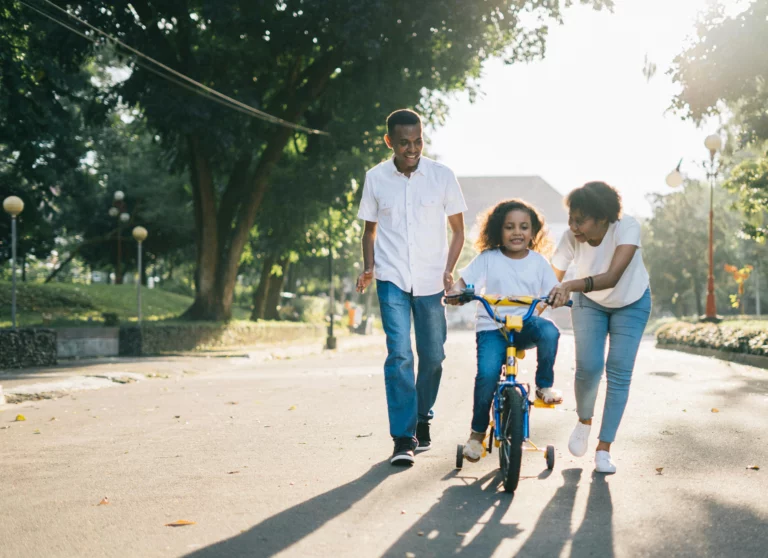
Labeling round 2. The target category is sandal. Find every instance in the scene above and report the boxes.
[536,387,563,405]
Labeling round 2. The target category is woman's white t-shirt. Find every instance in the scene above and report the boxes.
[459,249,559,332]
[550,215,649,308]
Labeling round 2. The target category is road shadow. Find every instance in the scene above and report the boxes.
[570,472,614,558]
[382,470,520,558]
[185,460,402,558]
[515,468,583,557]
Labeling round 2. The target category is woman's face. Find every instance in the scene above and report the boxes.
[568,209,607,244]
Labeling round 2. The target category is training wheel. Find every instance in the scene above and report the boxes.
[546,444,555,470]
[456,444,464,469]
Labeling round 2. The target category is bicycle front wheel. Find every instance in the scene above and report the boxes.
[498,387,524,493]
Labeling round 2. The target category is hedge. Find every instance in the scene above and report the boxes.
[119,320,328,356]
[0,328,57,369]
[656,321,768,356]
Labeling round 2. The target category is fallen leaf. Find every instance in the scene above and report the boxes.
[401,510,407,515]
[288,405,297,411]
[227,471,239,475]
[49,417,58,422]
[747,465,760,471]
[655,467,664,475]
[356,433,373,438]
[418,531,425,537]
[165,520,196,527]
[0,426,10,430]
[33,429,41,434]
[174,416,181,419]
[711,408,720,413]
[456,532,468,536]
[406,553,416,558]
[14,414,26,422]
[226,402,238,406]
[98,497,110,506]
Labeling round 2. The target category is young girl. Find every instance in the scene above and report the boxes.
[447,199,562,462]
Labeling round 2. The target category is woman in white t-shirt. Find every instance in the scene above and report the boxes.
[548,181,651,474]
[446,199,561,463]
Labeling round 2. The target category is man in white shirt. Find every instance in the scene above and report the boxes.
[356,109,467,466]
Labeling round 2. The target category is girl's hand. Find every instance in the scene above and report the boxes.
[548,283,572,308]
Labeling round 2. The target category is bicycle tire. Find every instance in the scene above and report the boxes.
[499,387,524,493]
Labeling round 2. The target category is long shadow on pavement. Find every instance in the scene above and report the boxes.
[515,468,584,557]
[570,472,614,558]
[184,460,402,558]
[381,470,520,558]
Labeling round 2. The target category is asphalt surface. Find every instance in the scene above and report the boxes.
[1,331,767,558]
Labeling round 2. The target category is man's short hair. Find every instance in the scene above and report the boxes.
[386,109,422,136]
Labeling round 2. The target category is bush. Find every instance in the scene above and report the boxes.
[0,328,57,369]
[656,321,768,355]
[278,296,328,323]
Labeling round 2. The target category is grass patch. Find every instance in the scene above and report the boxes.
[0,281,250,327]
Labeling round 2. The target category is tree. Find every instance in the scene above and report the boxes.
[643,181,754,317]
[45,0,613,320]
[0,0,105,269]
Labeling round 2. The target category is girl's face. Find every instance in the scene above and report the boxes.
[568,209,607,244]
[501,209,534,255]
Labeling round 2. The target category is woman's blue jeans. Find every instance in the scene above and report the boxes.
[472,316,560,433]
[571,288,651,443]
[377,280,447,443]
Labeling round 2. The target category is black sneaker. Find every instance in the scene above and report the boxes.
[390,437,415,466]
[416,422,431,452]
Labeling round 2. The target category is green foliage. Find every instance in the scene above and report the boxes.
[0,280,249,327]
[656,319,768,356]
[642,181,759,317]
[277,295,327,323]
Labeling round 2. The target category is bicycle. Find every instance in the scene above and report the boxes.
[446,285,572,493]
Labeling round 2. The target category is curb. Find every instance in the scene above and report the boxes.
[656,343,768,370]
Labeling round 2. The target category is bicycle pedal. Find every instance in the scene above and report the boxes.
[533,399,557,409]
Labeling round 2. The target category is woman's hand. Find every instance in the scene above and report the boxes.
[548,282,573,308]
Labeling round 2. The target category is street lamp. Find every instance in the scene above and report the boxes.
[326,208,336,350]
[704,133,723,322]
[132,226,148,323]
[109,191,129,284]
[3,196,24,329]
[665,158,684,188]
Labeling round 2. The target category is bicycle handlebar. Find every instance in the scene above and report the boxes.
[444,287,573,326]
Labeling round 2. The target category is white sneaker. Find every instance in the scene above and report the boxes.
[568,421,591,457]
[463,439,484,462]
[595,450,617,474]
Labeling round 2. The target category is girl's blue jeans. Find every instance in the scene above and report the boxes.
[472,316,560,433]
[571,288,651,443]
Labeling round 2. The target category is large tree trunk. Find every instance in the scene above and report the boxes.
[250,255,277,321]
[181,52,341,322]
[264,259,290,320]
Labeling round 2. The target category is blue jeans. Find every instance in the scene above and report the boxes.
[377,280,447,443]
[571,288,651,443]
[472,316,560,433]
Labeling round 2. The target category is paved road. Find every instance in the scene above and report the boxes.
[1,331,767,558]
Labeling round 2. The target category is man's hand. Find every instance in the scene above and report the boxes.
[548,283,572,308]
[356,269,374,293]
[443,271,454,292]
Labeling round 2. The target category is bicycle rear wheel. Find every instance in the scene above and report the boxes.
[498,387,524,493]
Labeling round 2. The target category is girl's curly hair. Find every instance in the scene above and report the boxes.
[475,199,553,257]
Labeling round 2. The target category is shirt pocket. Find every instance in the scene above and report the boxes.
[418,194,443,225]
[378,195,400,229]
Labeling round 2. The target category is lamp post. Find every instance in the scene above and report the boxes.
[703,133,723,322]
[3,196,24,329]
[132,226,148,323]
[109,191,130,284]
[326,208,336,350]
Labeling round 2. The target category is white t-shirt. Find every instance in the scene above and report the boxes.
[357,157,467,296]
[459,249,559,332]
[551,214,649,308]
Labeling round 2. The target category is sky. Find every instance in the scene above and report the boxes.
[427,0,749,218]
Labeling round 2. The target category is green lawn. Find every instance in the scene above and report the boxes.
[0,281,250,327]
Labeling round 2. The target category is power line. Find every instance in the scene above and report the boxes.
[20,0,328,136]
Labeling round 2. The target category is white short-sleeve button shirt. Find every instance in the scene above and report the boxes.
[357,156,467,296]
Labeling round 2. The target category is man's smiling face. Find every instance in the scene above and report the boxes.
[385,123,423,173]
